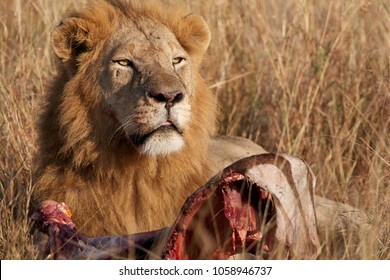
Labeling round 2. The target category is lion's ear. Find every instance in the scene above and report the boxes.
[176,14,211,63]
[51,17,93,63]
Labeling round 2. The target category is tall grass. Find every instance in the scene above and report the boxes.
[1,0,389,259]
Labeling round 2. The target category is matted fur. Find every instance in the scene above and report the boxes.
[32,0,218,236]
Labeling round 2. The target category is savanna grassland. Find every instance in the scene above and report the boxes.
[0,0,389,259]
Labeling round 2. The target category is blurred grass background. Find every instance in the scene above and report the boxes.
[0,0,389,259]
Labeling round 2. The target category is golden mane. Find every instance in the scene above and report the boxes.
[32,0,218,236]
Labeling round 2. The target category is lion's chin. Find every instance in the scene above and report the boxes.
[135,130,185,156]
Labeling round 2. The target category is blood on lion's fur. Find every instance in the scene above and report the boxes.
[32,0,218,236]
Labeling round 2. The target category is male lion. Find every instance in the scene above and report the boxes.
[33,0,218,236]
[33,0,374,258]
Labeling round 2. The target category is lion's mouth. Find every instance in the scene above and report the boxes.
[131,120,183,146]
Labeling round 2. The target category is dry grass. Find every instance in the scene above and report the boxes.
[0,0,389,259]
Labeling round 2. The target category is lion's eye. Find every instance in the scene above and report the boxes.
[172,57,185,65]
[114,59,133,67]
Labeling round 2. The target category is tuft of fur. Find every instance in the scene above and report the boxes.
[32,0,218,236]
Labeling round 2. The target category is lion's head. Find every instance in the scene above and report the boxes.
[33,0,218,236]
[49,0,215,158]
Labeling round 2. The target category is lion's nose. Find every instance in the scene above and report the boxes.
[147,90,184,105]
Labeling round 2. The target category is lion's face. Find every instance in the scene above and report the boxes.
[100,19,193,155]
[51,2,212,157]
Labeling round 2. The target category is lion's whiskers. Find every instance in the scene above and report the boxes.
[108,115,137,144]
